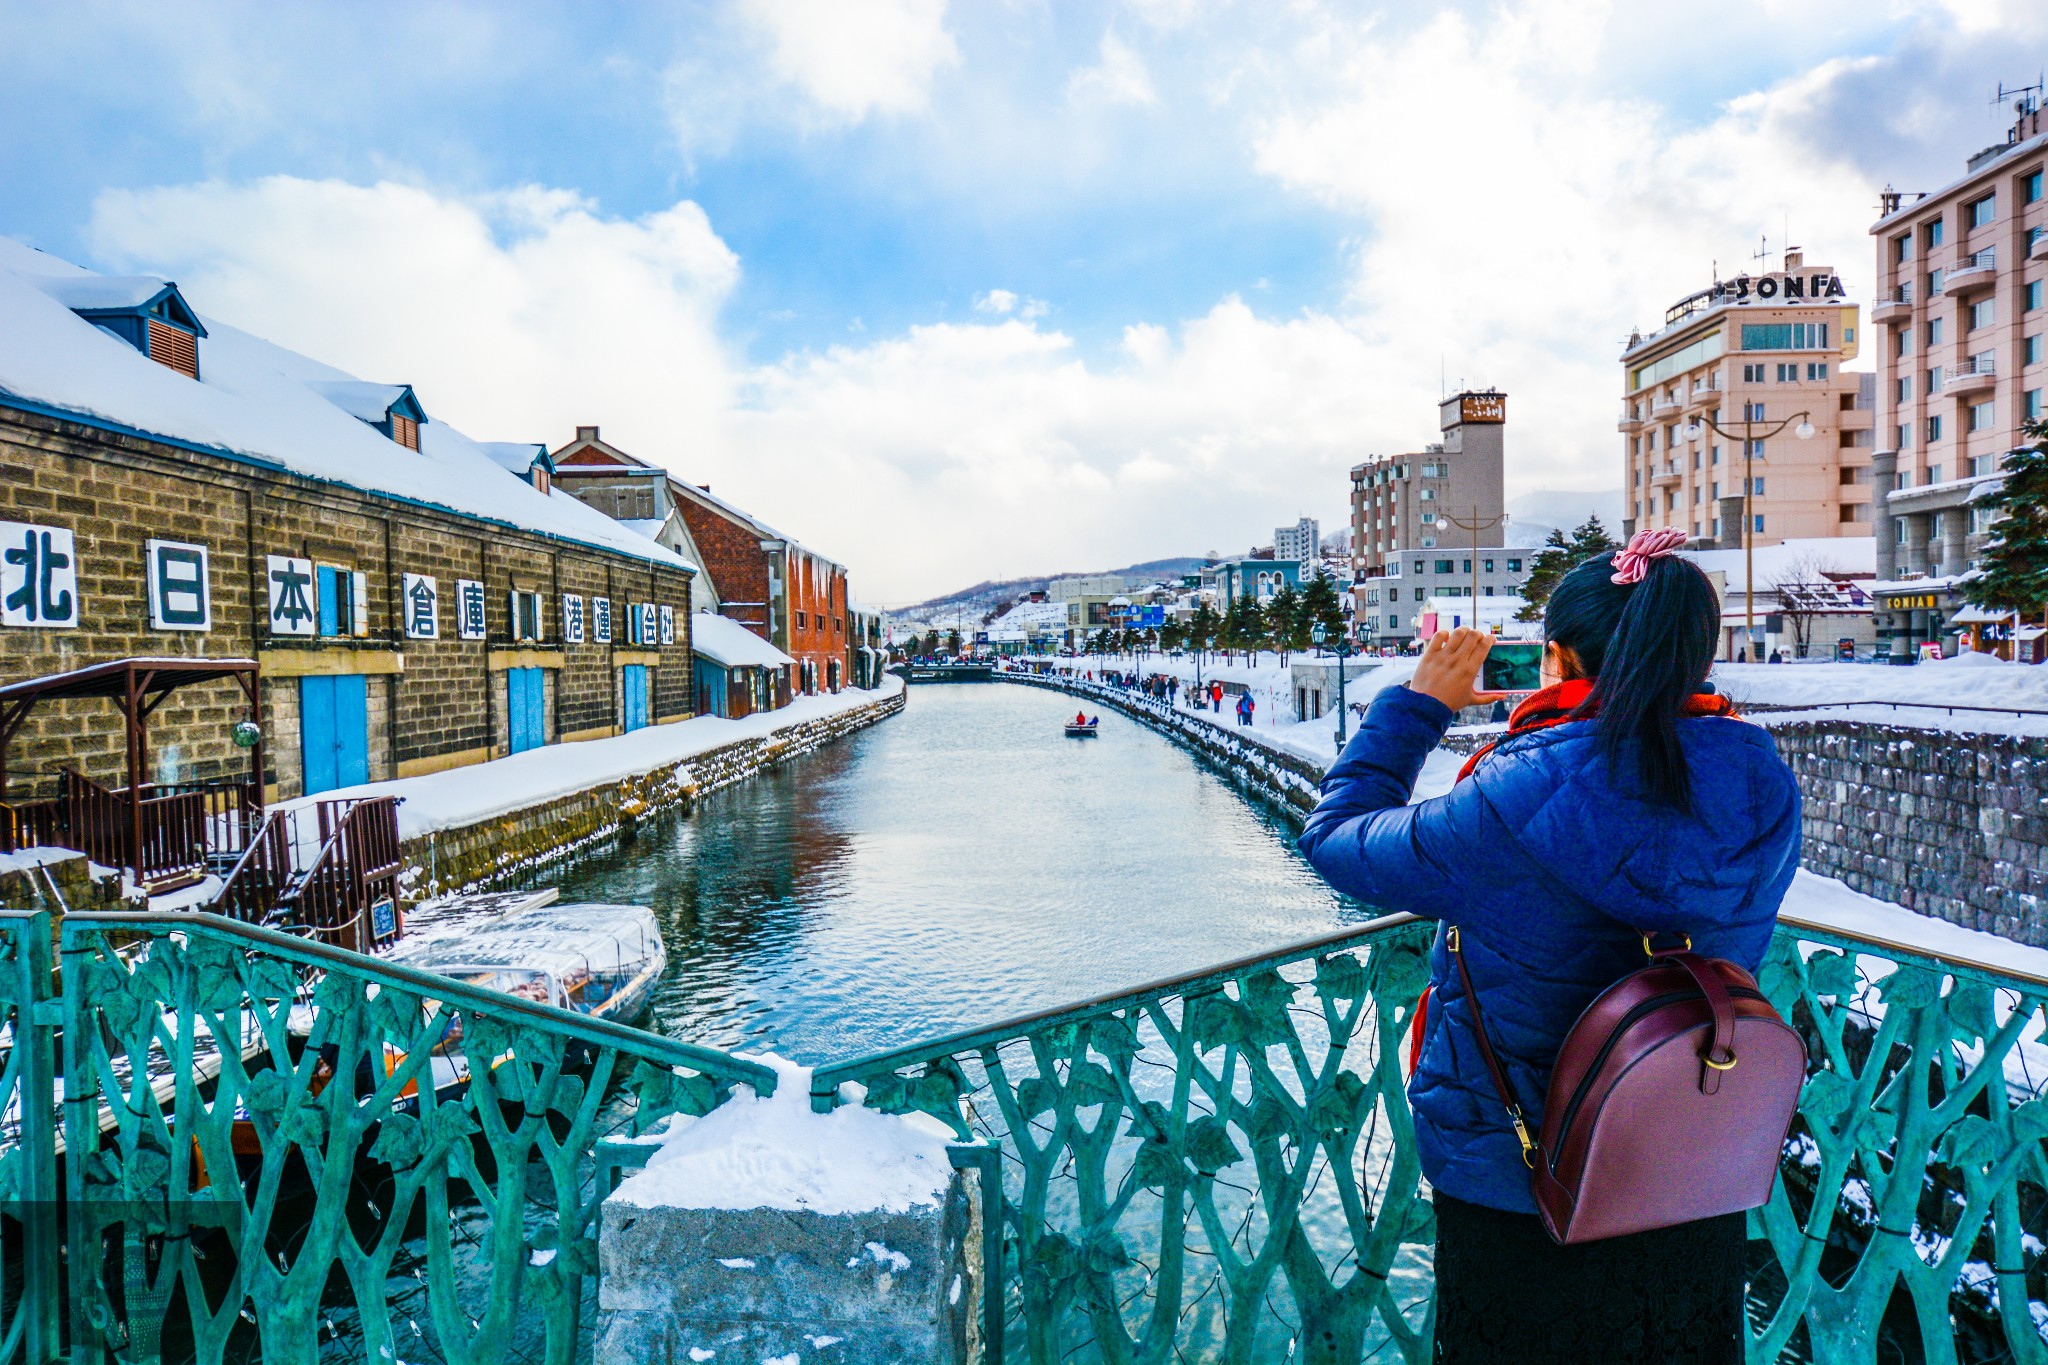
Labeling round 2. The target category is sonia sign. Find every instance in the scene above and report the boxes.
[1719,272,1847,303]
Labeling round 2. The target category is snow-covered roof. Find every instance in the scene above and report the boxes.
[617,516,670,540]
[474,440,549,475]
[691,611,794,670]
[34,273,202,323]
[1681,537,1876,593]
[307,380,419,425]
[0,238,696,574]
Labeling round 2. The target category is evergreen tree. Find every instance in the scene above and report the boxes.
[922,629,942,656]
[1300,572,1345,652]
[1222,595,1260,661]
[945,629,963,656]
[1968,420,2048,625]
[1187,600,1219,660]
[1263,583,1302,662]
[1158,619,1186,653]
[1515,516,1621,621]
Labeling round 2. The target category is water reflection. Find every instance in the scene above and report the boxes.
[549,681,1362,1063]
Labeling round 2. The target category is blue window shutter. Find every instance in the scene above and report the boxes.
[317,566,339,636]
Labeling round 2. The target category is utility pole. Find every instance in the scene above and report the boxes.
[1681,409,1814,660]
[1444,505,1506,632]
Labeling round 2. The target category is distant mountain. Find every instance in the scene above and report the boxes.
[1506,489,1625,549]
[892,555,1210,629]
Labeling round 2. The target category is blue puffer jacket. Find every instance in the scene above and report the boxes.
[1297,684,1801,1215]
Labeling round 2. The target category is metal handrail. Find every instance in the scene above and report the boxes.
[811,909,1426,1106]
[1756,698,2048,720]
[63,910,780,1096]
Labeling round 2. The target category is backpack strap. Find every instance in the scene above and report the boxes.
[1445,925,1539,1168]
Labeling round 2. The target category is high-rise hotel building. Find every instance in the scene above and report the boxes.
[1866,98,2045,648]
[1619,254,1875,547]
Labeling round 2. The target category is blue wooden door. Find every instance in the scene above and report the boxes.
[301,674,369,795]
[622,664,649,732]
[507,667,546,753]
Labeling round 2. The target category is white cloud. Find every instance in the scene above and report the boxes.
[974,288,1018,314]
[1068,32,1158,108]
[88,178,740,470]
[1248,3,1886,499]
[742,0,959,121]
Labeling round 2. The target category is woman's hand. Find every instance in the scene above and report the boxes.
[1408,627,1507,713]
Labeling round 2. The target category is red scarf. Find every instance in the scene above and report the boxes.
[1453,678,1738,782]
[1404,678,1739,1075]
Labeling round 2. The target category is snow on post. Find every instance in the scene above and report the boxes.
[595,1056,978,1365]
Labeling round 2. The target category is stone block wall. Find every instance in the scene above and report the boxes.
[1767,721,2048,944]
[402,686,906,903]
[0,407,695,803]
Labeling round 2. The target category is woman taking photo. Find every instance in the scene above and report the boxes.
[1298,530,1801,1363]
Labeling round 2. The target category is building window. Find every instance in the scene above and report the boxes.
[2027,280,2045,314]
[1747,438,1765,458]
[1434,559,1454,574]
[1893,233,1911,263]
[2026,335,2042,365]
[1741,323,1829,351]
[1967,400,1996,432]
[1927,317,1945,345]
[1966,193,1995,228]
[1927,415,1943,442]
[1484,559,1494,573]
[1777,363,1796,382]
[1925,218,1944,248]
[2027,388,2044,419]
[1753,515,1765,533]
[1742,363,1765,382]
[1927,366,1944,393]
[1807,363,1828,381]
[1895,330,1910,357]
[2026,169,2045,204]
[1743,401,1766,420]
[1388,615,1399,630]
[1968,299,1995,331]
[509,589,544,641]
[1927,465,1943,485]
[1895,423,1910,448]
[1412,560,1424,575]
[1928,267,1946,295]
[315,565,366,638]
[1711,445,1721,465]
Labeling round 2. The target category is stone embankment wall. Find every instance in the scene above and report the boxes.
[1010,673,2048,947]
[1768,721,2047,944]
[401,687,906,902]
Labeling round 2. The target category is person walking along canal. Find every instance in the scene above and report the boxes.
[1297,532,1801,1364]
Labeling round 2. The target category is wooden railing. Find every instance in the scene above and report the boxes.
[212,794,404,951]
[1,772,265,888]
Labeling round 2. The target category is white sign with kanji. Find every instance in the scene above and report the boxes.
[402,573,440,640]
[593,597,612,644]
[456,579,487,641]
[658,604,675,645]
[265,554,316,637]
[0,522,79,629]
[146,540,210,631]
[563,593,585,643]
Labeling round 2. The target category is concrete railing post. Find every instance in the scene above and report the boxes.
[595,1059,979,1364]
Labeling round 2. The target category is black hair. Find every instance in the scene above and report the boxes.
[1542,550,1720,811]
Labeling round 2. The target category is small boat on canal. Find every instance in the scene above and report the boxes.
[383,899,667,1027]
[1065,719,1100,738]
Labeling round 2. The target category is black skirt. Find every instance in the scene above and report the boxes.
[1431,1191,1746,1364]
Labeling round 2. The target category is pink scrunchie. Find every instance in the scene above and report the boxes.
[1610,527,1689,585]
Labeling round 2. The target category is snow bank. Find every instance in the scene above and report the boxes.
[1780,870,2048,983]
[274,676,901,839]
[612,1055,956,1215]
[1711,659,2048,717]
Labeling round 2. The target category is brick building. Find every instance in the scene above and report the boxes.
[0,239,698,808]
[553,428,855,694]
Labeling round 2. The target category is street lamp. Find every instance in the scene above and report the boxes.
[1311,622,1358,747]
[1680,408,1814,661]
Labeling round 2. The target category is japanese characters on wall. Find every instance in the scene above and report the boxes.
[1,521,79,628]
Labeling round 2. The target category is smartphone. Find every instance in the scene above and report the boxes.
[1481,641,1543,693]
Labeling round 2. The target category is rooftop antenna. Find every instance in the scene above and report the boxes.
[1751,235,1771,272]
[1993,77,2044,120]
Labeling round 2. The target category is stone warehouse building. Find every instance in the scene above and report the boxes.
[552,427,855,695]
[0,238,698,806]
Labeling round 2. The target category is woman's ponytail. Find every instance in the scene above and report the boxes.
[1543,549,1721,812]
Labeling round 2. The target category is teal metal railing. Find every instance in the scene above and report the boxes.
[0,911,61,1363]
[814,908,2048,1365]
[15,910,775,1365]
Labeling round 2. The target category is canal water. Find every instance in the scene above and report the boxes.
[550,679,1364,1065]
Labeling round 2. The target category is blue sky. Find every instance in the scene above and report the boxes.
[1,1,2042,599]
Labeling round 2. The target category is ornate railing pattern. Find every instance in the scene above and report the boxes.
[54,911,775,1365]
[0,911,60,1364]
[813,912,1441,1365]
[817,909,2048,1365]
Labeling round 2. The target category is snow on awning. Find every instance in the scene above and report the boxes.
[691,612,794,670]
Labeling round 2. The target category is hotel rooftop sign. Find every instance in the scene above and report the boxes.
[1664,271,1848,326]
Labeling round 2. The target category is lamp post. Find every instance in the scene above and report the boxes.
[1443,505,1507,632]
[1680,409,1815,660]
[1313,621,1358,748]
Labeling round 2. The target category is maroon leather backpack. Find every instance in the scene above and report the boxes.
[1448,925,1806,1244]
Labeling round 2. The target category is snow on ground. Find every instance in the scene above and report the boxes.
[610,1054,956,1214]
[0,847,83,874]
[274,677,902,840]
[1713,658,2048,738]
[1780,869,2048,983]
